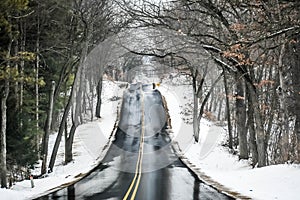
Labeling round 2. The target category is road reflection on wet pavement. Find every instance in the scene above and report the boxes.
[35,83,233,200]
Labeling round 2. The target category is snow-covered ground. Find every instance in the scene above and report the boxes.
[160,83,300,200]
[1,80,300,200]
[0,80,125,200]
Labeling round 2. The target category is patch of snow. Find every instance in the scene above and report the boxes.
[0,189,26,200]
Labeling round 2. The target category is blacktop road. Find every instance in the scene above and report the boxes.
[35,83,233,200]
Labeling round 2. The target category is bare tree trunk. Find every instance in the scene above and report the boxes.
[248,83,266,167]
[236,75,248,159]
[1,80,9,188]
[14,40,19,107]
[89,78,95,121]
[198,74,222,121]
[1,27,12,187]
[65,64,84,163]
[41,81,55,175]
[19,20,26,129]
[64,25,90,163]
[254,99,266,167]
[95,75,103,118]
[193,89,200,142]
[208,86,214,112]
[287,35,300,162]
[295,116,300,162]
[194,73,222,142]
[48,66,80,172]
[35,4,41,158]
[278,44,290,162]
[217,98,223,121]
[75,76,83,125]
[293,56,300,163]
[192,73,200,142]
[223,69,233,149]
[247,84,258,166]
[65,124,77,163]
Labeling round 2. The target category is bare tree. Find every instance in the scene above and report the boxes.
[117,0,300,166]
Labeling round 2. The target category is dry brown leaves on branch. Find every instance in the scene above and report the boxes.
[254,80,275,88]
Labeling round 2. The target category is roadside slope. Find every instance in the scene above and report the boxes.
[160,84,300,200]
[0,80,124,200]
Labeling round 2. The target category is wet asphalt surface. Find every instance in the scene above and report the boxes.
[35,83,233,200]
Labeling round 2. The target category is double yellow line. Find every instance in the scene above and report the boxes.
[123,87,145,200]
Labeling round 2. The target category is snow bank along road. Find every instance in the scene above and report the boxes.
[34,83,232,200]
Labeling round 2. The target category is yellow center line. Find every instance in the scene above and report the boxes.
[122,143,142,200]
[123,87,145,200]
[130,120,145,200]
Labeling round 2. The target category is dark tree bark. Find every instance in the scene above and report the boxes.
[41,81,55,175]
[192,71,200,142]
[35,4,41,159]
[247,83,266,167]
[65,55,85,163]
[199,74,222,122]
[236,75,248,160]
[246,84,258,166]
[48,66,79,172]
[1,80,9,188]
[296,116,300,162]
[190,65,206,143]
[1,27,12,187]
[65,124,77,163]
[217,98,223,121]
[95,75,103,118]
[287,35,300,162]
[223,69,233,149]
[278,44,290,162]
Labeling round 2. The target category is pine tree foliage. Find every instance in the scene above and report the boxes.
[1,0,124,186]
